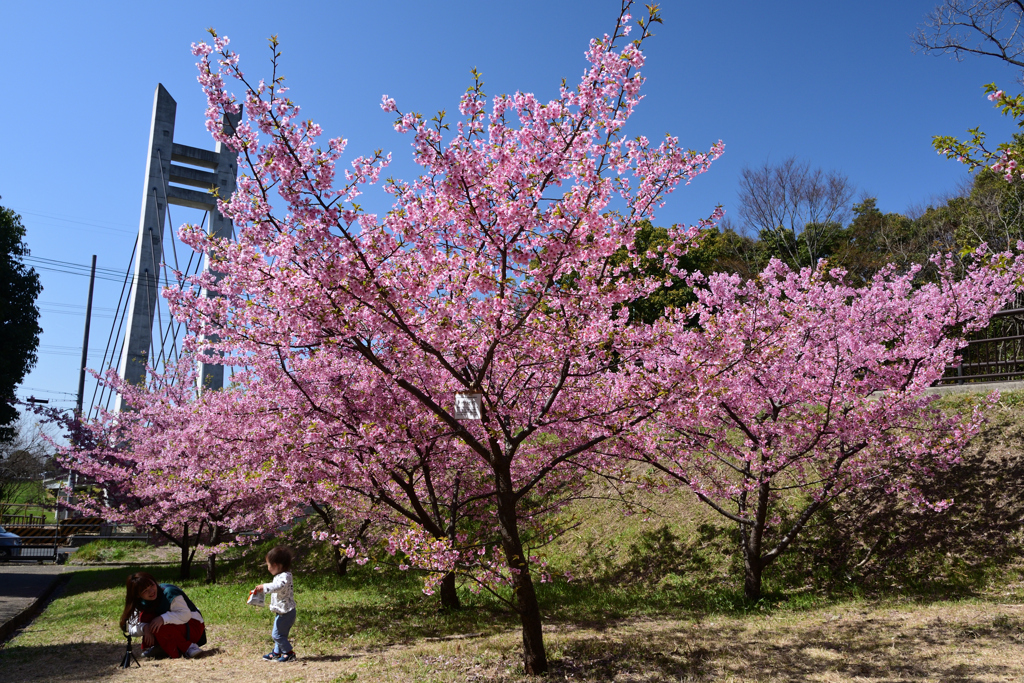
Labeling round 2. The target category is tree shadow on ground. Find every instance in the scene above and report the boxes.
[298,653,360,662]
[0,641,134,682]
[531,524,754,630]
[542,612,1023,682]
[308,525,748,643]
[786,399,1024,597]
[299,591,516,645]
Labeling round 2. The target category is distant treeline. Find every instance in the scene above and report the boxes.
[628,162,1024,325]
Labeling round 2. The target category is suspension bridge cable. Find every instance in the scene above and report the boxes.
[146,228,169,375]
[156,150,183,275]
[102,322,128,416]
[153,199,192,375]
[172,218,205,365]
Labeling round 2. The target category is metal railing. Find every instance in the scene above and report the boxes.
[0,513,46,526]
[0,503,51,527]
[937,294,1024,386]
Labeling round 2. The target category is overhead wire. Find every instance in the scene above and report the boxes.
[15,209,136,235]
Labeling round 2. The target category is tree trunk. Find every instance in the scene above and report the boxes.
[511,562,546,674]
[179,523,190,581]
[310,503,368,577]
[331,544,348,577]
[743,553,763,602]
[438,571,460,610]
[206,553,217,584]
[311,501,344,577]
[740,518,766,602]
[494,461,547,675]
[740,480,770,602]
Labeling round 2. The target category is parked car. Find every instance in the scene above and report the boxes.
[0,525,22,560]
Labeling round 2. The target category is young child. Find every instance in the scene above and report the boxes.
[252,546,297,662]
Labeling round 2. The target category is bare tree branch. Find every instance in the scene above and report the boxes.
[914,0,1024,84]
[737,157,855,268]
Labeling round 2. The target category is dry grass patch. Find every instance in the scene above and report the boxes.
[4,598,1024,681]
[68,540,189,566]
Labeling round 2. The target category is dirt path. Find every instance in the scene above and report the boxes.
[2,599,1024,682]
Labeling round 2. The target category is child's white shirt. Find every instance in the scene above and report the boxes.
[261,571,296,614]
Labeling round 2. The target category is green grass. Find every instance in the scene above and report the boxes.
[6,391,1024,680]
[21,434,1024,654]
[9,517,837,658]
[2,481,56,523]
[0,553,842,660]
[73,540,152,564]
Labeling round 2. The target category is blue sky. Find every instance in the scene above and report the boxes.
[1,0,1021,412]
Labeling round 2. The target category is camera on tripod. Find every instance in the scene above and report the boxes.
[119,632,140,669]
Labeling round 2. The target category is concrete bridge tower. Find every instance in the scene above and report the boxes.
[115,84,239,411]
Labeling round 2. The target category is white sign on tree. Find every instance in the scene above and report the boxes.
[453,392,482,420]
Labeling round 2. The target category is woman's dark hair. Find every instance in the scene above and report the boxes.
[266,546,294,571]
[119,571,158,632]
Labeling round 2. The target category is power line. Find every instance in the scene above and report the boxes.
[40,352,106,357]
[15,209,136,235]
[40,344,106,354]
[29,265,128,284]
[38,308,114,320]
[21,387,78,397]
[16,395,76,404]
[40,300,116,313]
[26,255,126,277]
[24,256,196,287]
[24,255,132,281]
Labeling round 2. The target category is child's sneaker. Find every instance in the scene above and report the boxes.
[275,651,296,663]
[262,651,278,661]
[184,643,203,659]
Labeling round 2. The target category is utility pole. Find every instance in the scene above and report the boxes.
[76,255,97,415]
[61,254,96,523]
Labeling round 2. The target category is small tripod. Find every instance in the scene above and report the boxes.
[119,633,140,669]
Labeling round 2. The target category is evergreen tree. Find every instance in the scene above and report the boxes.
[0,203,41,440]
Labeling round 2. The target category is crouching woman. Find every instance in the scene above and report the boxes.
[120,572,206,659]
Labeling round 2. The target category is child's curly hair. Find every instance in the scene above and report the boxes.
[266,545,294,571]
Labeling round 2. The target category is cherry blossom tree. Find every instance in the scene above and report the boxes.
[180,302,605,610]
[51,361,305,580]
[634,251,1024,601]
[933,85,1024,180]
[171,2,724,673]
[216,362,513,611]
[63,352,575,608]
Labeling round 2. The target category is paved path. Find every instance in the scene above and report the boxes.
[0,563,72,643]
[926,378,1024,394]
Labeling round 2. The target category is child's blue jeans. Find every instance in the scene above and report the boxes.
[272,608,296,653]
